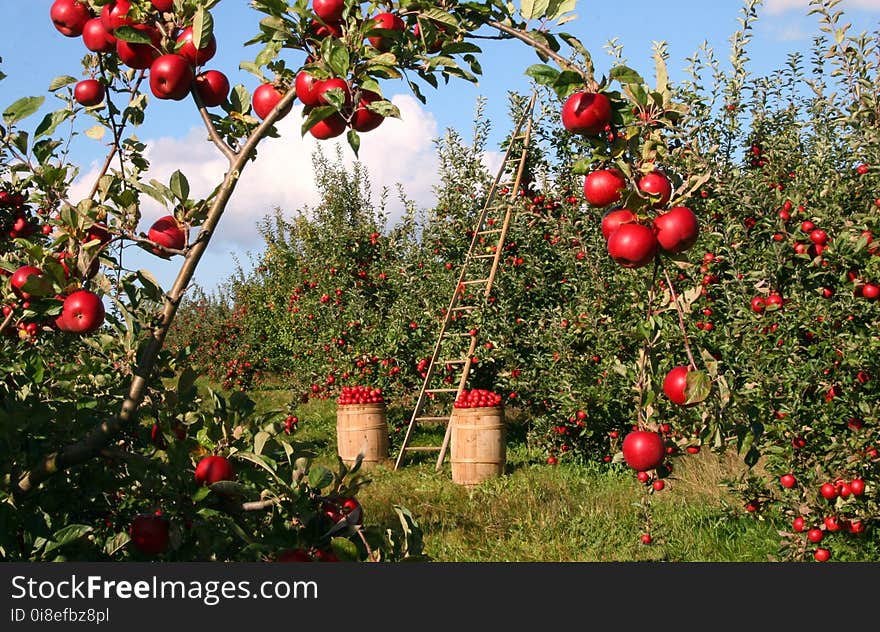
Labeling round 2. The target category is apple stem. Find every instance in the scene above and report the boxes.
[354,526,379,562]
[635,261,661,429]
[86,68,146,202]
[0,308,15,337]
[192,88,236,161]
[662,266,698,371]
[486,20,597,91]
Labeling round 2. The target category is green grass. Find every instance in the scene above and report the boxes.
[236,385,787,562]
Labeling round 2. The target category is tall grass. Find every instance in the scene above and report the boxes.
[241,386,787,562]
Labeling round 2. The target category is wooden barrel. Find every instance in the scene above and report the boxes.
[336,403,389,468]
[450,406,506,486]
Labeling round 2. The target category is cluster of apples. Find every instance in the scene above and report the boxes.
[6,264,106,338]
[560,89,700,268]
[337,384,385,405]
[50,0,230,109]
[454,388,503,409]
[3,187,109,339]
[248,0,416,139]
[0,190,45,240]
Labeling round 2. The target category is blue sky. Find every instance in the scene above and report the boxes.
[2,1,879,293]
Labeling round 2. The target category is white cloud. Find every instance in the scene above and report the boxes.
[73,94,442,247]
[68,94,447,289]
[764,0,880,14]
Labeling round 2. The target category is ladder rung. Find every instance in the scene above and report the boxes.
[426,388,459,393]
[451,305,476,312]
[439,359,468,365]
[415,416,451,422]
[472,254,495,259]
[477,229,503,235]
[404,446,443,452]
[461,279,489,285]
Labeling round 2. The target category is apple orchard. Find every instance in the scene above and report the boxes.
[0,0,878,563]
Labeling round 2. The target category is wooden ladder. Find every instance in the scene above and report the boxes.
[393,92,537,472]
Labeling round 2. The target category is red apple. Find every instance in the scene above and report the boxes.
[101,1,133,32]
[663,365,696,406]
[820,482,838,500]
[780,473,797,489]
[60,289,106,334]
[583,168,626,207]
[252,83,292,120]
[637,170,673,208]
[74,79,105,107]
[148,215,186,255]
[367,12,406,52]
[51,0,92,38]
[861,283,879,300]
[295,70,324,107]
[309,18,343,39]
[351,89,384,133]
[151,0,174,11]
[653,206,699,254]
[561,91,612,136]
[313,0,345,23]
[194,70,230,107]
[813,548,830,562]
[308,113,347,139]
[606,222,658,268]
[621,430,665,471]
[81,17,117,53]
[276,549,314,562]
[601,208,636,240]
[194,455,234,486]
[149,54,194,101]
[116,24,161,69]
[10,266,44,300]
[175,26,217,67]
[130,513,170,555]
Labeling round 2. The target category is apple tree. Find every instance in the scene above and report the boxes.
[1,0,624,560]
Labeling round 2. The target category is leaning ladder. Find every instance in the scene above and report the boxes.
[393,92,537,472]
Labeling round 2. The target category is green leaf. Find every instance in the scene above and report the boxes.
[308,465,334,490]
[254,431,271,456]
[684,370,711,405]
[113,26,153,44]
[419,8,459,27]
[136,269,165,301]
[34,109,73,140]
[192,8,214,53]
[525,63,560,87]
[329,537,360,561]
[48,75,78,91]
[547,0,577,20]
[321,37,350,78]
[229,84,251,114]
[192,486,212,502]
[104,532,130,556]
[347,129,360,158]
[300,105,336,137]
[169,169,190,202]
[610,65,645,86]
[3,96,45,125]
[44,524,93,554]
[235,452,289,488]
